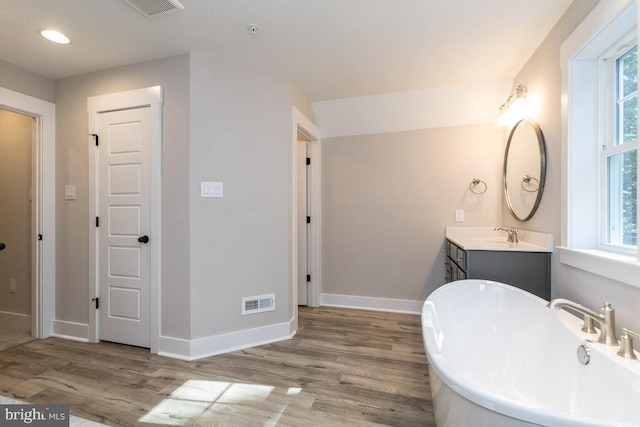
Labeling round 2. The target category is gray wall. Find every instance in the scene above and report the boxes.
[0,59,55,103]
[321,124,503,301]
[188,53,293,338]
[54,54,191,338]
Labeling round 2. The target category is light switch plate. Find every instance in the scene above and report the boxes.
[201,181,223,198]
[64,185,76,200]
[455,209,464,222]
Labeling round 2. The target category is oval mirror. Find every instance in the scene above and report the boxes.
[503,119,546,221]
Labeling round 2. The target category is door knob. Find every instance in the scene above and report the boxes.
[138,235,149,244]
[0,243,5,251]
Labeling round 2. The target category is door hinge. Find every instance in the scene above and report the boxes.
[96,217,99,227]
[306,157,311,165]
[92,298,99,309]
[307,274,311,282]
[306,216,311,224]
[89,133,99,146]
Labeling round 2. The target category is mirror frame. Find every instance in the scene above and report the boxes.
[503,119,547,221]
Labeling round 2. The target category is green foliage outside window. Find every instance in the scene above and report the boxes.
[617,46,637,245]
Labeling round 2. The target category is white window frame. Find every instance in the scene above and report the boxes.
[598,34,638,255]
[560,0,640,289]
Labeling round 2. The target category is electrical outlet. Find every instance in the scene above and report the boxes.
[9,278,16,293]
[455,210,465,222]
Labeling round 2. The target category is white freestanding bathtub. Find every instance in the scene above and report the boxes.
[421,279,640,427]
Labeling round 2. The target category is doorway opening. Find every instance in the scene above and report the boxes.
[0,109,34,345]
[292,107,321,313]
[0,87,56,341]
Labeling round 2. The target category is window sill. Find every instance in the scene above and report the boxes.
[558,246,640,289]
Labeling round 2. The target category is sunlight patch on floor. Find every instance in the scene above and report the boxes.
[139,380,306,426]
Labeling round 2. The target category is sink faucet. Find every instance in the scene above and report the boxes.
[494,227,519,243]
[546,299,619,346]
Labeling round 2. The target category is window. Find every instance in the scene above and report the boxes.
[601,41,638,252]
[561,0,640,288]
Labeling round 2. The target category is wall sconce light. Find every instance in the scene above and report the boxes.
[498,84,529,128]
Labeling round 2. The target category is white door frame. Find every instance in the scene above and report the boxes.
[291,107,321,311]
[0,87,55,339]
[88,86,163,353]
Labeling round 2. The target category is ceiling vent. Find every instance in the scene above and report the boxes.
[122,0,184,17]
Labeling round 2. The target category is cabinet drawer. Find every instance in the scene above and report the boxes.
[455,247,465,268]
[448,242,466,268]
[452,265,466,281]
[447,241,457,259]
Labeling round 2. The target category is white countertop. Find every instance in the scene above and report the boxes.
[446,227,553,252]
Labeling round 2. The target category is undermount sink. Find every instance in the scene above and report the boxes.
[445,227,553,252]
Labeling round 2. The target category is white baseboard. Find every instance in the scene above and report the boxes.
[158,318,297,361]
[320,293,423,314]
[157,336,191,360]
[52,320,90,342]
[0,310,31,330]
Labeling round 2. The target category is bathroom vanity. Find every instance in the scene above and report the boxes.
[445,227,552,300]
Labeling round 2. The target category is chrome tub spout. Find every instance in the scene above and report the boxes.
[546,298,619,346]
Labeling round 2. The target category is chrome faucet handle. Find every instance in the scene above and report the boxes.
[617,328,640,359]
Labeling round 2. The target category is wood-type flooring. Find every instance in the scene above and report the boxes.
[0,307,435,426]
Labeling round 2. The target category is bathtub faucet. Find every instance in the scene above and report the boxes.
[494,227,519,243]
[546,299,619,346]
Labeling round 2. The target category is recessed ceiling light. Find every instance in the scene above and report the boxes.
[39,29,71,45]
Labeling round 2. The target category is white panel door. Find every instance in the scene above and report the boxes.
[98,107,151,347]
[297,139,308,305]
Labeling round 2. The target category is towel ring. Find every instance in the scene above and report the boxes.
[521,175,540,192]
[469,178,487,194]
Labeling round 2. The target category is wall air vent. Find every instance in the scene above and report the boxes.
[122,0,184,17]
[242,294,275,315]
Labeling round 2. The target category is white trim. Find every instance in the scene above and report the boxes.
[87,86,163,353]
[320,293,423,315]
[291,106,322,315]
[0,87,55,340]
[52,320,90,342]
[156,336,191,360]
[0,311,31,331]
[157,319,296,361]
[559,246,640,288]
[561,0,638,255]
[87,86,163,113]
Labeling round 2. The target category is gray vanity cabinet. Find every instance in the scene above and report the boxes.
[445,239,550,300]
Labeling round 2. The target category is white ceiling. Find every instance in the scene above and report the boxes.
[0,0,573,101]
